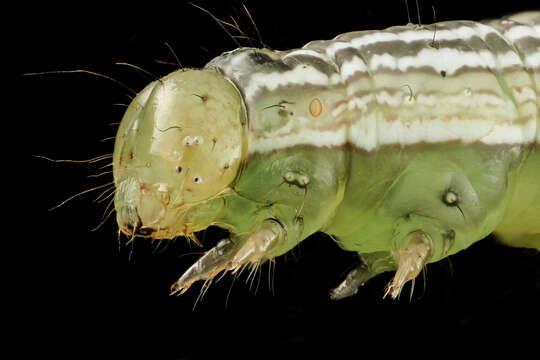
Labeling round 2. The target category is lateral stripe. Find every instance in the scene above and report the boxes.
[204,12,540,153]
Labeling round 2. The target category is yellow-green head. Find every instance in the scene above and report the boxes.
[113,69,246,239]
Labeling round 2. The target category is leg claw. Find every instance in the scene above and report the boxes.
[170,238,239,295]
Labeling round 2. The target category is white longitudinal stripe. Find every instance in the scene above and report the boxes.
[366,49,523,76]
[250,116,537,153]
[244,66,342,101]
[348,94,375,112]
[325,25,478,56]
[503,24,540,42]
[370,117,537,149]
[320,24,540,71]
[282,49,338,71]
[341,56,367,79]
[347,90,513,110]
[524,50,540,67]
[249,116,347,153]
[322,23,539,58]
[339,50,529,83]
[244,48,533,104]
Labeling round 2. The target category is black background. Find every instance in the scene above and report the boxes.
[18,0,539,358]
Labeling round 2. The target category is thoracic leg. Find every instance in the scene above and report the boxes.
[171,219,285,294]
[230,219,285,270]
[170,237,242,294]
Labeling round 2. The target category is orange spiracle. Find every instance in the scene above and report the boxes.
[309,98,323,117]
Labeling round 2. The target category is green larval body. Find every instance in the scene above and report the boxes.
[113,12,540,298]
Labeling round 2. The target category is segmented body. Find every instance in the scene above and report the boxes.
[113,12,540,298]
[206,12,540,247]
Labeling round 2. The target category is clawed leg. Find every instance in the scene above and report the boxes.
[170,238,242,294]
[384,230,432,299]
[171,219,285,294]
[230,219,284,271]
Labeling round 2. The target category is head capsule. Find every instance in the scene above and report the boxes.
[113,69,246,239]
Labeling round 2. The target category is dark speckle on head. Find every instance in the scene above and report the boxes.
[193,93,208,102]
[119,149,134,166]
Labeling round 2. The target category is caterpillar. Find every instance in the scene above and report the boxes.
[111,8,540,301]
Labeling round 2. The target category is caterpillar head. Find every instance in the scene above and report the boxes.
[113,69,246,240]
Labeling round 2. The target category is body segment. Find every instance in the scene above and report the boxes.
[113,12,540,298]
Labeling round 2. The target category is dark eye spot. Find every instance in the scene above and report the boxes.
[193,136,203,145]
[176,166,183,174]
[193,176,202,184]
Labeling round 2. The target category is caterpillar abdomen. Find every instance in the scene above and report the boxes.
[113,12,540,299]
